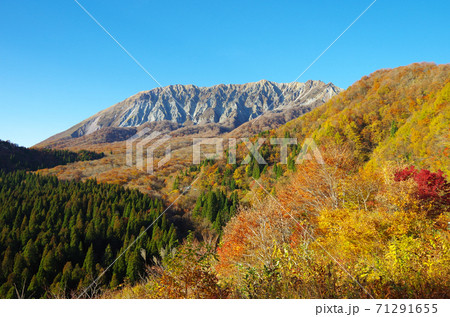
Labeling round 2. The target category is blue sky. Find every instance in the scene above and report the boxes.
[0,0,449,147]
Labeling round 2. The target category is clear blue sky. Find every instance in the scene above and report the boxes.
[0,0,449,147]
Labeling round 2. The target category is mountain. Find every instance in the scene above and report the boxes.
[102,62,450,299]
[274,62,450,175]
[3,62,449,299]
[37,80,341,148]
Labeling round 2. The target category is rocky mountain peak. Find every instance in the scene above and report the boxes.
[37,80,342,147]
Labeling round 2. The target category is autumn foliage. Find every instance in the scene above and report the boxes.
[106,63,450,299]
[216,145,450,298]
[2,63,449,299]
[394,166,450,217]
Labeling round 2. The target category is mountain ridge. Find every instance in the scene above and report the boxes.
[36,79,342,148]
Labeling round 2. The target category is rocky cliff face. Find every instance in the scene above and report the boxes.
[37,80,342,147]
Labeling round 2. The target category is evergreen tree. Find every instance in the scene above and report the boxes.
[103,244,114,267]
[23,239,38,267]
[172,176,179,190]
[206,191,218,222]
[126,250,144,284]
[82,245,95,277]
[252,161,261,179]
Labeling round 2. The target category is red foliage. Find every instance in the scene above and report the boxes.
[394,166,450,216]
[394,166,417,182]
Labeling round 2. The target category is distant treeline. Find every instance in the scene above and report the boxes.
[0,140,104,172]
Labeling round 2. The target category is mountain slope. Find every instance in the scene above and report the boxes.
[103,62,450,299]
[0,170,179,298]
[37,80,341,148]
[276,62,450,174]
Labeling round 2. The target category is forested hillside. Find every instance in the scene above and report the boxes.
[279,62,450,174]
[0,172,178,298]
